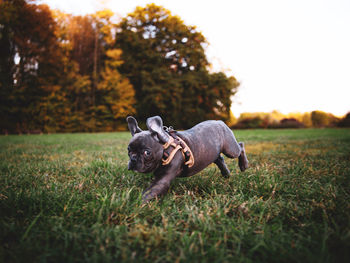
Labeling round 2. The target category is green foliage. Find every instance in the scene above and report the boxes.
[274,118,305,128]
[116,4,239,128]
[310,110,341,128]
[234,116,265,129]
[0,129,349,262]
[311,110,330,127]
[338,112,350,127]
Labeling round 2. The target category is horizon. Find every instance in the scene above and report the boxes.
[38,0,350,117]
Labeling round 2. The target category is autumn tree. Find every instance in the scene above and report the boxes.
[0,0,64,132]
[0,1,135,133]
[52,9,135,132]
[1,2,239,133]
[96,49,135,130]
[54,10,106,111]
[115,4,239,128]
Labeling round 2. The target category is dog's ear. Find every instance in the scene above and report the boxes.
[146,116,169,144]
[126,116,142,136]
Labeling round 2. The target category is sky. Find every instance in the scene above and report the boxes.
[39,0,350,117]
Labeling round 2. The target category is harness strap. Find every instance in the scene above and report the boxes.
[161,132,195,167]
[162,144,183,166]
[162,136,176,149]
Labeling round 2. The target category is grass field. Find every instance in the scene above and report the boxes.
[1,129,349,262]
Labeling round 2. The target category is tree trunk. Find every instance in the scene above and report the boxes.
[92,25,98,107]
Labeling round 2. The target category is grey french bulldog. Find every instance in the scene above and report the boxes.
[127,116,249,202]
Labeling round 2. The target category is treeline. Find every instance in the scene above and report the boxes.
[0,1,239,134]
[231,110,350,129]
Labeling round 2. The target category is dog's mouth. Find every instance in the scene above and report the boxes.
[128,161,145,173]
[128,160,156,173]
[128,160,138,171]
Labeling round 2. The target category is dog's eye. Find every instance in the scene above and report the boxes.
[144,150,151,156]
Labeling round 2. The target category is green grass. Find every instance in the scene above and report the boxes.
[1,129,350,262]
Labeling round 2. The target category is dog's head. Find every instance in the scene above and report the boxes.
[126,116,170,173]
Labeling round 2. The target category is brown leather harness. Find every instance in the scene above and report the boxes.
[161,127,194,168]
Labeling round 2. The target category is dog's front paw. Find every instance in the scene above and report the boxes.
[142,189,157,203]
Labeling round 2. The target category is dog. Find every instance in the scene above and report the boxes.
[127,116,248,202]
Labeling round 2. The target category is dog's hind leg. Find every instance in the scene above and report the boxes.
[214,155,230,178]
[221,126,248,172]
[238,142,249,172]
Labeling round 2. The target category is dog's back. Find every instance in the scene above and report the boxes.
[177,120,243,176]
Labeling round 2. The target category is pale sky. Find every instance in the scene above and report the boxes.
[39,0,350,117]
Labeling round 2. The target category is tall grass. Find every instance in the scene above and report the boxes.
[1,129,349,262]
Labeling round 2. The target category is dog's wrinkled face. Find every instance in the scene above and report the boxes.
[127,131,163,173]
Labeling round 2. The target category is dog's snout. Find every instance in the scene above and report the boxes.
[130,154,137,162]
[128,160,135,170]
[128,153,138,171]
